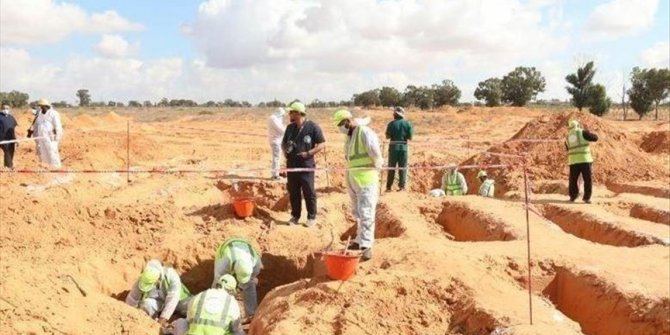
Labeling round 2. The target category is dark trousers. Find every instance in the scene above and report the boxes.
[386,150,408,190]
[1,144,15,169]
[287,171,316,220]
[569,163,592,201]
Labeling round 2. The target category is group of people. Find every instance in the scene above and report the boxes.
[0,98,63,169]
[125,238,261,335]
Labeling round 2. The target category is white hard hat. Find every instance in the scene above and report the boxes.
[429,189,446,197]
[37,98,51,107]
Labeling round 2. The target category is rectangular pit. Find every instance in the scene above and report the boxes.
[541,205,668,247]
[543,268,670,335]
[435,202,518,242]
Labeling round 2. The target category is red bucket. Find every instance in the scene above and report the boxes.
[323,250,361,280]
[232,197,255,218]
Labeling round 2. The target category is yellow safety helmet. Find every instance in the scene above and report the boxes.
[217,274,237,292]
[477,170,487,179]
[332,109,352,127]
[138,261,162,293]
[568,119,580,129]
[286,101,306,115]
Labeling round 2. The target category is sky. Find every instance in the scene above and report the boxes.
[0,0,668,105]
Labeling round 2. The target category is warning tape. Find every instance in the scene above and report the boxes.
[0,163,511,175]
[0,136,47,145]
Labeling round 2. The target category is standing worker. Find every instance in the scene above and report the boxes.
[31,99,63,169]
[565,119,598,203]
[441,164,467,196]
[0,104,17,169]
[281,101,325,227]
[477,170,495,197]
[385,107,413,192]
[267,107,286,180]
[211,238,262,322]
[171,275,245,335]
[333,109,383,261]
[125,259,192,328]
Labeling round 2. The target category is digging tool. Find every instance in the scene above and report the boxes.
[67,275,87,297]
[343,236,351,256]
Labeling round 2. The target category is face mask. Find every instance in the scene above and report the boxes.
[339,125,349,134]
[1,109,7,114]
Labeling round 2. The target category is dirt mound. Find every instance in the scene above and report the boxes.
[461,111,669,194]
[103,111,127,124]
[640,131,670,154]
[72,114,99,128]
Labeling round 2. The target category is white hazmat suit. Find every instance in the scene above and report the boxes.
[32,108,63,168]
[267,108,285,178]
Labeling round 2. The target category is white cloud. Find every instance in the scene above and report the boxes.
[185,0,567,74]
[95,35,139,58]
[585,0,659,40]
[0,47,182,103]
[0,0,143,45]
[640,41,670,68]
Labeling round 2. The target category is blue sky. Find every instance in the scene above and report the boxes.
[1,0,668,104]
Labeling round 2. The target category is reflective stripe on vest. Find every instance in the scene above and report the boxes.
[566,129,593,165]
[142,269,191,302]
[188,290,233,334]
[347,127,374,168]
[444,173,463,195]
[346,126,378,187]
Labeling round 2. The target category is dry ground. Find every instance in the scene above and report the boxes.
[0,106,668,335]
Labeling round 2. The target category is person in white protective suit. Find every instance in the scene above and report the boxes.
[267,108,286,180]
[31,99,63,169]
[332,109,383,261]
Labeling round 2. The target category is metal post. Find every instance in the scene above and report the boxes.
[523,167,533,325]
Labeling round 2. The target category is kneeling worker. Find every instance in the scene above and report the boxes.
[477,170,495,197]
[125,259,192,328]
[442,164,467,196]
[172,275,245,335]
[212,238,262,320]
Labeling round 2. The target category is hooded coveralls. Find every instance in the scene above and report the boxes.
[345,125,383,249]
[31,108,63,168]
[125,265,192,320]
[267,110,285,178]
[212,239,262,318]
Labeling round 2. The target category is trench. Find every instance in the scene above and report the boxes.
[340,202,407,241]
[542,268,670,335]
[541,205,666,247]
[435,202,518,241]
[606,182,670,199]
[629,204,670,226]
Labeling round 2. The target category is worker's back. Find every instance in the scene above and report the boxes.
[186,288,241,335]
[386,118,413,150]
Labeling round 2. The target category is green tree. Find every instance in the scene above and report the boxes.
[628,67,654,120]
[474,78,502,107]
[77,89,91,107]
[432,80,461,107]
[128,100,142,107]
[378,86,402,107]
[405,86,435,110]
[645,68,670,120]
[501,67,546,106]
[587,84,611,116]
[353,89,381,108]
[565,61,596,111]
[0,90,30,107]
[157,98,169,107]
[143,100,153,107]
[107,101,116,107]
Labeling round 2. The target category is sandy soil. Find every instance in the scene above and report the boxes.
[0,106,668,335]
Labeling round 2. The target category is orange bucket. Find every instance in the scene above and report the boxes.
[323,250,361,280]
[232,197,255,218]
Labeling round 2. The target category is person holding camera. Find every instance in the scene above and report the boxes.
[281,101,325,227]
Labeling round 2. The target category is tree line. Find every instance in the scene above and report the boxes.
[2,64,668,119]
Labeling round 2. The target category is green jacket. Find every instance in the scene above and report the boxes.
[385,118,413,152]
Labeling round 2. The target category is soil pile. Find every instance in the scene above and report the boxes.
[461,111,669,195]
[640,130,670,154]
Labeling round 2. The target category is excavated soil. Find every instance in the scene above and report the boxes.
[640,130,670,154]
[1,106,669,335]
